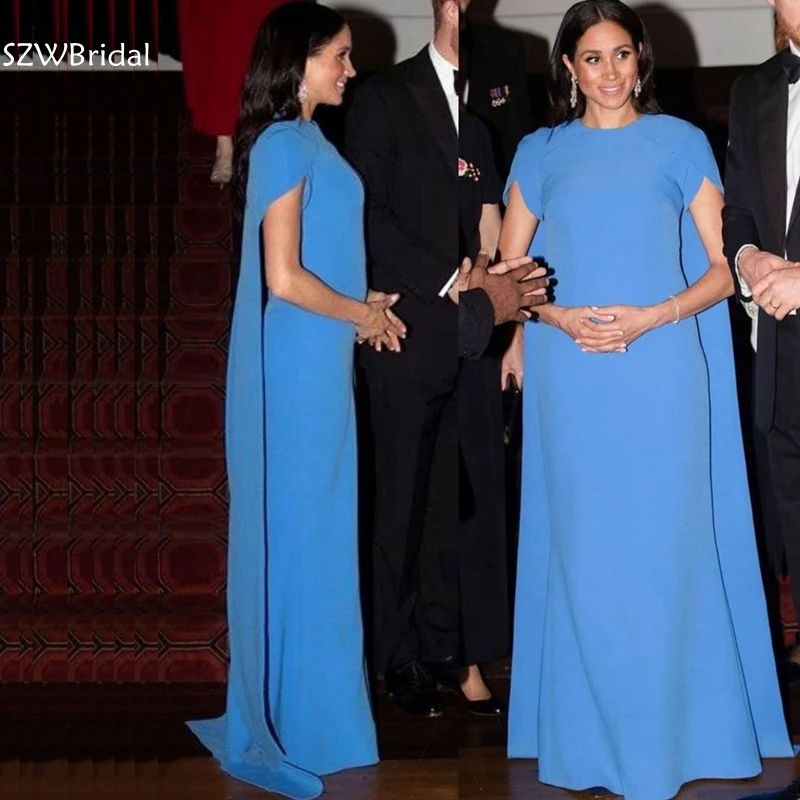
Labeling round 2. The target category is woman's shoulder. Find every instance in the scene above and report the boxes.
[637,113,709,150]
[516,124,563,153]
[519,123,569,144]
[514,122,576,164]
[636,114,719,186]
[253,119,320,157]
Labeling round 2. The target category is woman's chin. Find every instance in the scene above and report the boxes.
[592,95,633,112]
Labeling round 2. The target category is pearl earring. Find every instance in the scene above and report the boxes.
[569,74,578,109]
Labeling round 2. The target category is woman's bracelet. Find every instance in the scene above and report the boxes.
[668,294,681,324]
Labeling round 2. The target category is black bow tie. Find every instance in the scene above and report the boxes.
[779,49,800,84]
[453,69,460,97]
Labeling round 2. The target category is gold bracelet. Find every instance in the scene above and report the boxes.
[668,294,680,324]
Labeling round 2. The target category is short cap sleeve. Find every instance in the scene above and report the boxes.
[503,128,547,218]
[679,125,722,208]
[247,122,315,216]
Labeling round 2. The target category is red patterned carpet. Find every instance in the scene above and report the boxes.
[1,72,232,683]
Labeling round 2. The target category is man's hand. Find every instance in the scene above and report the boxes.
[739,248,797,294]
[752,266,800,321]
[486,255,534,276]
[469,254,548,324]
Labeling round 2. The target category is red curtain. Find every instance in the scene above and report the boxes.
[10,0,152,49]
[178,0,289,136]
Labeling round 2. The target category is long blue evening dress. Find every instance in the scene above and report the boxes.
[505,114,794,800]
[187,119,378,799]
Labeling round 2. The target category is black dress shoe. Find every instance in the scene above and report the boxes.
[385,661,445,718]
[735,779,800,800]
[423,658,461,693]
[465,695,507,716]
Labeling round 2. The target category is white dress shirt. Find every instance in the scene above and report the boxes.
[428,41,462,297]
[428,41,459,133]
[737,40,800,349]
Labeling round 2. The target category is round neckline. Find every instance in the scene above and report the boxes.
[272,115,318,129]
[577,113,646,132]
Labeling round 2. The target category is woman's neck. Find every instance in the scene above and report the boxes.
[581,101,639,130]
[301,100,316,121]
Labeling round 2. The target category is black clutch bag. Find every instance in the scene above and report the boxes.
[503,374,521,446]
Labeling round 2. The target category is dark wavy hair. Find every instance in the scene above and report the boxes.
[232,2,347,220]
[548,0,660,126]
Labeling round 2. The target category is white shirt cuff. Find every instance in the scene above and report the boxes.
[735,246,797,320]
[439,268,459,298]
[742,297,759,320]
[734,244,758,298]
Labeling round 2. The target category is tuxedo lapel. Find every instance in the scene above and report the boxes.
[757,61,789,251]
[790,180,800,236]
[406,48,458,173]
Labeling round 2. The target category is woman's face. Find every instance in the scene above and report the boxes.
[304,26,357,108]
[563,21,641,114]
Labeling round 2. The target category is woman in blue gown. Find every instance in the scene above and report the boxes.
[498,2,795,799]
[186,4,405,797]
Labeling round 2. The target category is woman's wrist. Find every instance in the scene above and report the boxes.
[536,303,563,327]
[350,300,372,328]
[650,297,678,329]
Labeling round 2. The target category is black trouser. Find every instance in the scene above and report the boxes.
[766,315,800,627]
[457,354,510,665]
[364,352,459,673]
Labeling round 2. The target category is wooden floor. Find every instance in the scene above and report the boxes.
[1,678,798,799]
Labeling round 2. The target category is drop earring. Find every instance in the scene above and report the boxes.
[634,77,642,98]
[570,74,578,109]
[298,82,308,104]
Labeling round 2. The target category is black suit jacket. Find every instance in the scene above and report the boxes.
[345,47,458,375]
[459,289,495,359]
[465,23,533,179]
[722,50,800,432]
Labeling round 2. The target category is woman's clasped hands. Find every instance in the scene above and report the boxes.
[356,290,408,352]
[556,304,662,353]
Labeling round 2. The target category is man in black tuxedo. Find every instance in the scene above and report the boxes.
[345,0,461,717]
[460,0,533,177]
[722,5,800,779]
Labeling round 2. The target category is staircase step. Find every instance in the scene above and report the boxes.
[1,518,228,599]
[0,593,228,682]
